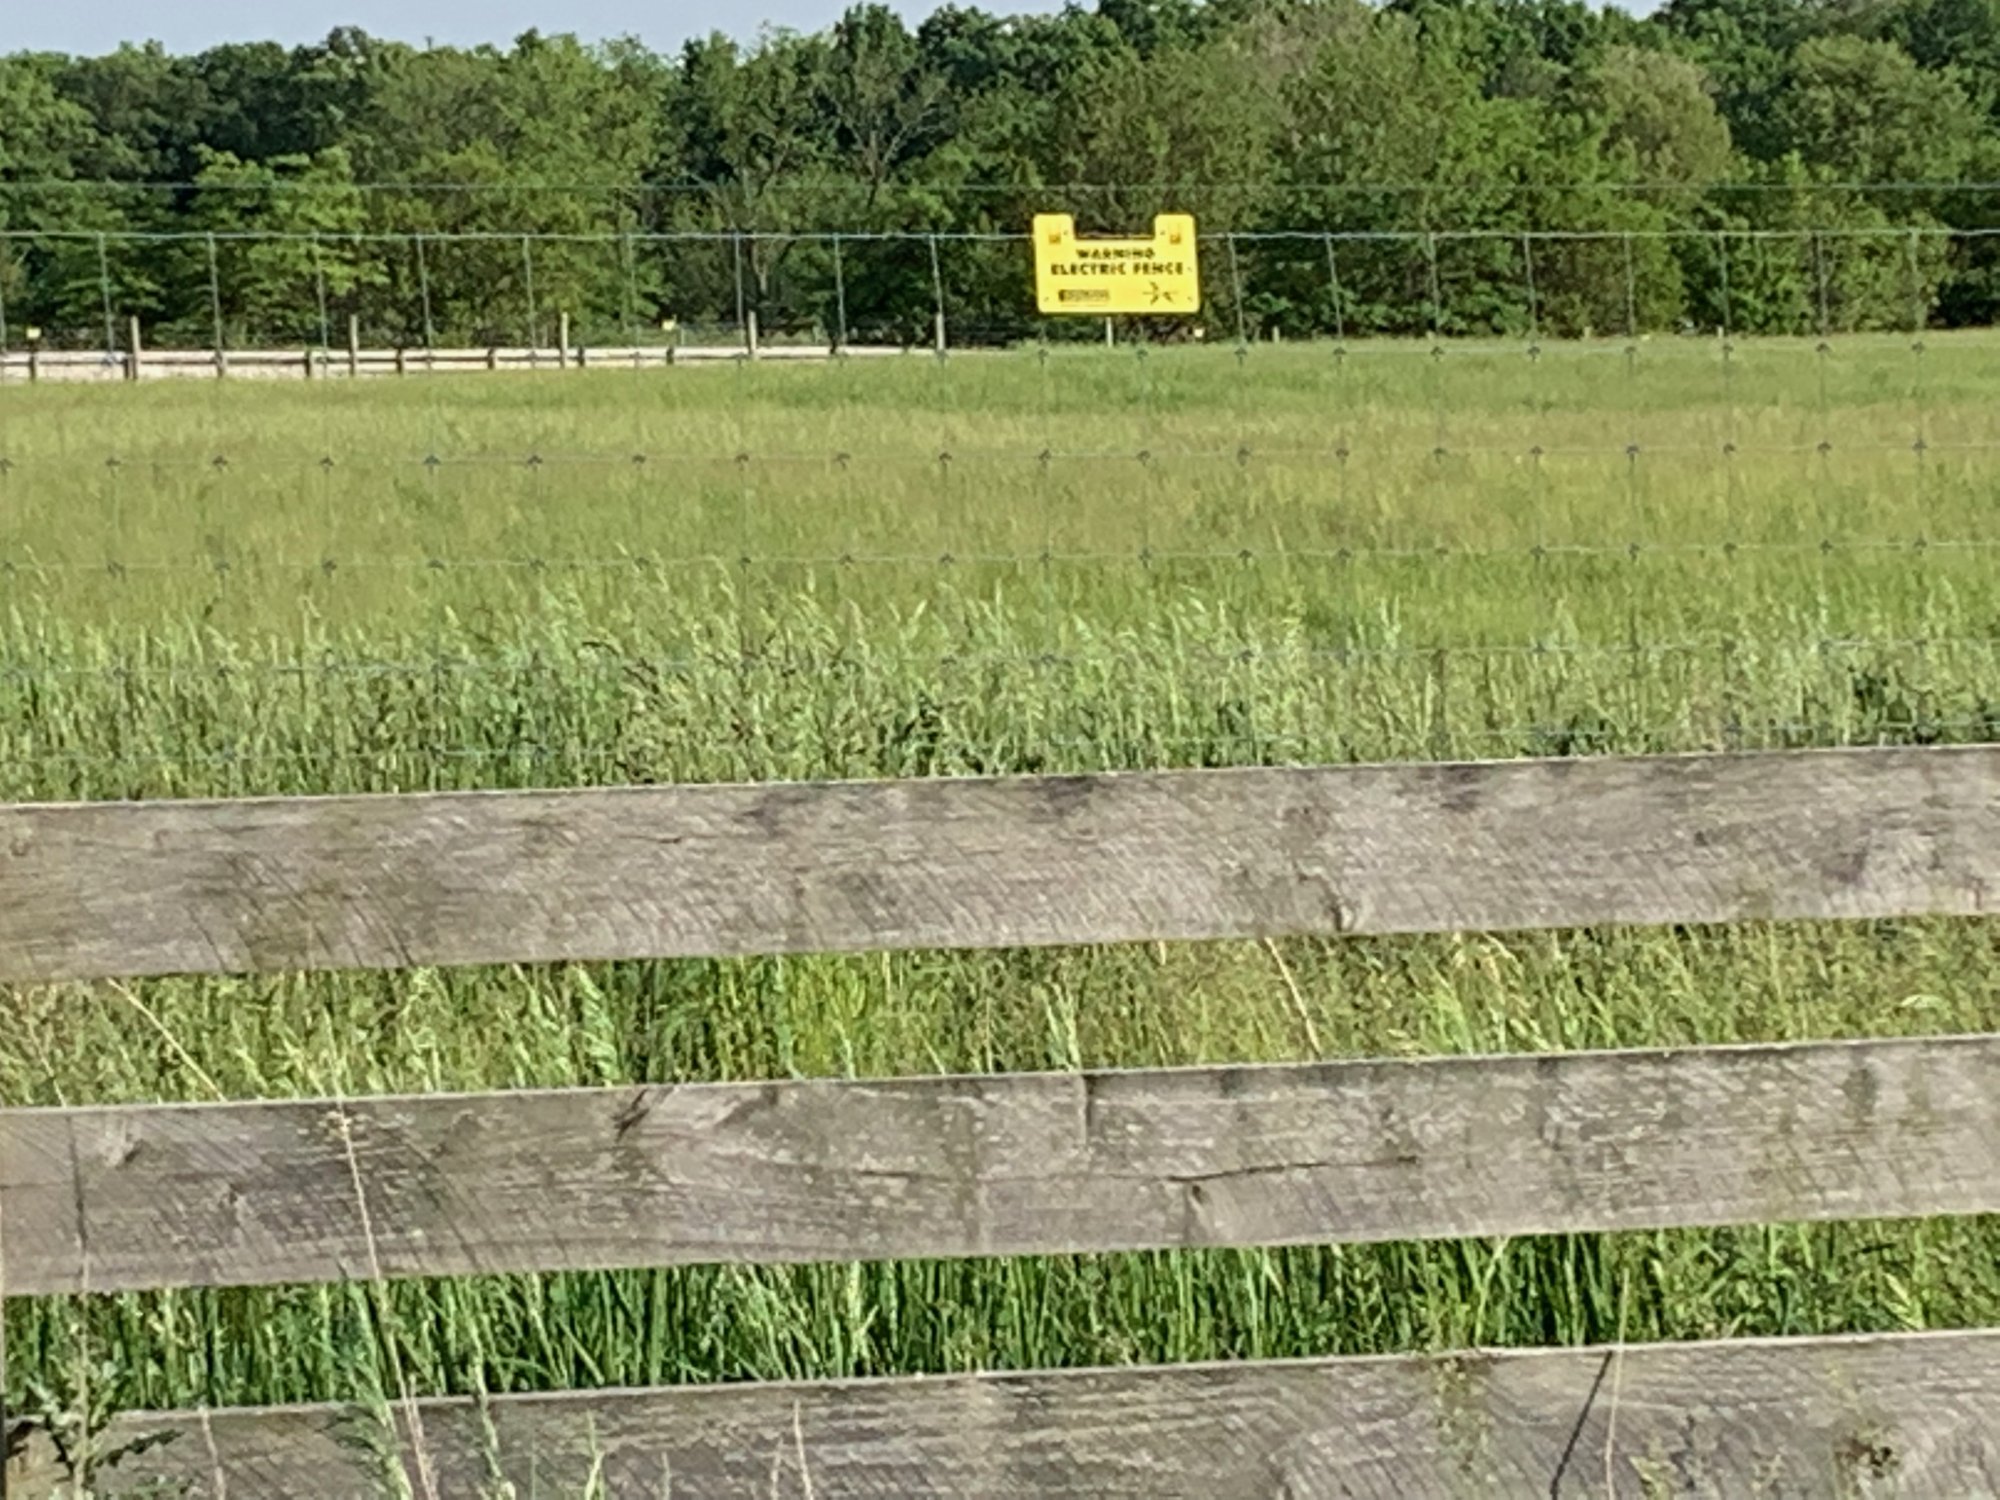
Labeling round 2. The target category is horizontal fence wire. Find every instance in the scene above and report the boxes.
[5,442,2000,466]
[6,225,2000,245]
[10,176,2000,193]
[4,547,1996,579]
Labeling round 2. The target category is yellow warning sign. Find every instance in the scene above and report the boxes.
[1033,213,1201,315]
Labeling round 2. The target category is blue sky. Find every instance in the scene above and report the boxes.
[10,0,1655,57]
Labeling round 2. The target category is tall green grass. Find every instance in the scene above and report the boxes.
[3,339,1997,1432]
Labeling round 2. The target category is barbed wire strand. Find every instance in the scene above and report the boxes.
[6,537,1996,581]
[10,438,2000,473]
[7,177,2000,197]
[15,225,2000,248]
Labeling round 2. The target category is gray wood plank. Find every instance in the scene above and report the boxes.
[8,1035,1998,1296]
[17,1331,2000,1498]
[0,745,1994,983]
[3,1421,65,1498]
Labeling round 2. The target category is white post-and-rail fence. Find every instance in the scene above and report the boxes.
[2,744,1997,1497]
[0,315,907,384]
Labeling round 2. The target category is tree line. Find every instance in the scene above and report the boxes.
[5,0,2000,347]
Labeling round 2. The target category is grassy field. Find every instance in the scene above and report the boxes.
[3,337,1999,1436]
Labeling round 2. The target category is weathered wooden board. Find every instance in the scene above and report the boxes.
[18,1331,1999,1498]
[9,1035,1998,1297]
[2,745,1995,983]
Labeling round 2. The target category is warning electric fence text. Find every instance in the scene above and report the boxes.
[1033,213,1201,316]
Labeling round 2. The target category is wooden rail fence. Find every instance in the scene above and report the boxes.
[3,743,1997,1496]
[0,328,909,385]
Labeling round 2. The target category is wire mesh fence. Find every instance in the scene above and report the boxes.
[2,216,1997,801]
[1,220,1996,356]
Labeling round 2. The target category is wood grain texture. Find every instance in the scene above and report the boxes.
[3,1422,65,1498]
[0,745,1994,983]
[8,1035,1998,1296]
[18,1331,1999,1498]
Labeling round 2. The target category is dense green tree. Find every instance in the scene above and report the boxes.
[661,32,836,332]
[1583,44,1734,188]
[182,43,345,163]
[6,1,2000,344]
[344,31,665,342]
[1390,0,1616,102]
[0,56,99,185]
[0,54,126,343]
[820,7,951,218]
[1866,0,2000,103]
[174,145,379,344]
[1774,33,1983,185]
[1266,4,1565,333]
[1655,0,1817,159]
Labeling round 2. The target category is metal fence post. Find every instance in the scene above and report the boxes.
[1226,232,1249,348]
[206,232,228,378]
[732,232,748,349]
[929,234,947,356]
[831,233,849,355]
